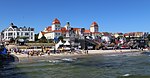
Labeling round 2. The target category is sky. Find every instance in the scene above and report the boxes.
[0,0,150,33]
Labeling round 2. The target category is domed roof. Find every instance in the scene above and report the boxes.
[52,18,60,24]
[90,22,98,27]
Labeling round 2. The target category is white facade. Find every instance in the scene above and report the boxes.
[2,23,35,41]
[90,27,95,32]
[64,22,71,30]
[38,19,71,40]
[90,22,99,32]
[51,24,61,31]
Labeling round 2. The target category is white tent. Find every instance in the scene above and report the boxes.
[64,40,70,45]
[55,40,63,50]
[58,40,63,45]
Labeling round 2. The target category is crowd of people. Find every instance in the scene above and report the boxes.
[8,47,89,57]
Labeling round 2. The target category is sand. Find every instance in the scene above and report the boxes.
[10,49,146,63]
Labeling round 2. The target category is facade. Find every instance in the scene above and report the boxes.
[124,32,149,38]
[38,18,71,39]
[2,23,35,41]
[38,18,100,40]
[90,22,99,32]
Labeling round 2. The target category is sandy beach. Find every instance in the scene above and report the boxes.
[10,49,145,63]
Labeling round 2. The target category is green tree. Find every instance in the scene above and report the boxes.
[39,35,47,43]
[58,36,64,42]
[147,34,150,41]
[9,38,15,43]
[34,33,39,42]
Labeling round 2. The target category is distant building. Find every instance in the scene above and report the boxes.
[2,23,35,41]
[90,22,99,32]
[124,32,149,38]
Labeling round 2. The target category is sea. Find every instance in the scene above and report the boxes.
[1,52,150,78]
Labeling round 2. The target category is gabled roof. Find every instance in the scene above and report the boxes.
[52,18,60,24]
[61,27,69,33]
[11,26,18,28]
[84,30,90,33]
[46,26,52,32]
[73,28,80,31]
[41,31,52,35]
[52,30,62,32]
[9,23,18,28]
[91,32,100,34]
[90,22,98,27]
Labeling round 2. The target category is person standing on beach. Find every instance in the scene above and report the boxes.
[27,51,30,58]
[86,50,88,54]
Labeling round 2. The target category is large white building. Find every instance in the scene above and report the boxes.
[2,23,35,41]
[90,22,99,32]
[38,18,100,40]
[38,18,71,39]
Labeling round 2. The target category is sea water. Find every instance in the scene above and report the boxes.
[1,52,150,78]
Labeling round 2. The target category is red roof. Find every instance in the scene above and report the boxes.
[91,32,100,34]
[61,27,69,33]
[73,28,80,31]
[41,31,49,35]
[84,30,90,33]
[52,30,62,32]
[61,27,67,31]
[46,26,52,32]
[91,22,98,27]
[52,18,60,24]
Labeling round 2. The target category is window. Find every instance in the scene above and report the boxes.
[21,32,23,36]
[8,33,13,36]
[31,33,33,36]
[8,28,13,31]
[25,33,29,36]
[17,32,19,35]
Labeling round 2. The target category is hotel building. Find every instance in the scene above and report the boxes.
[1,23,35,41]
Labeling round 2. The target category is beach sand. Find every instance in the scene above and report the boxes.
[10,49,145,63]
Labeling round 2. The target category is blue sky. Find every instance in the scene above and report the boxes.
[0,0,150,33]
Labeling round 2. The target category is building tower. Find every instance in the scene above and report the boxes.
[64,22,71,30]
[90,22,99,32]
[52,18,61,31]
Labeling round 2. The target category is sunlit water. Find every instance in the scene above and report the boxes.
[1,52,150,78]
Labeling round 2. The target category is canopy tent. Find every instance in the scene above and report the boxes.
[63,47,70,50]
[64,40,70,45]
[58,40,63,45]
[55,40,63,50]
[63,40,70,50]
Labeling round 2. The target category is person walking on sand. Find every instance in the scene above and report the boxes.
[86,50,88,54]
[27,51,30,58]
